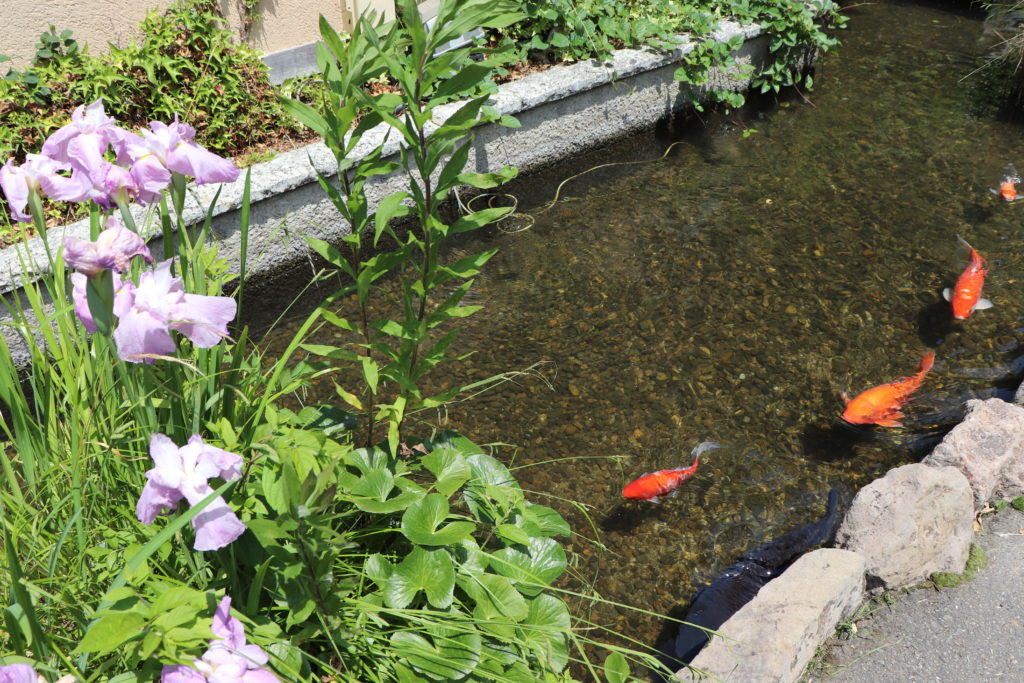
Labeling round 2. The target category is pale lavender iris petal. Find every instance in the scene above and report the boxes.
[190,495,247,552]
[170,294,237,348]
[0,663,39,683]
[1,154,78,222]
[42,99,118,166]
[114,307,177,362]
[112,276,136,319]
[63,217,152,277]
[39,166,92,203]
[136,476,186,524]
[160,665,206,683]
[0,160,31,222]
[137,435,247,552]
[107,126,145,166]
[149,433,185,474]
[131,155,172,204]
[166,142,239,184]
[70,273,97,332]
[188,436,243,482]
[163,597,281,682]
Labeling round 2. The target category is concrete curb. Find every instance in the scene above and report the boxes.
[0,21,776,362]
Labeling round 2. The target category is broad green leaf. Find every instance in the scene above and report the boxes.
[518,503,571,538]
[391,624,482,680]
[384,546,455,609]
[364,553,393,590]
[401,493,475,545]
[496,523,531,547]
[423,447,471,497]
[604,651,630,683]
[74,611,147,654]
[460,572,528,623]
[489,537,567,596]
[518,593,571,671]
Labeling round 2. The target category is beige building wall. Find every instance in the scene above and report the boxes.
[0,0,399,70]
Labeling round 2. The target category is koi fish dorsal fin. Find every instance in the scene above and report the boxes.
[974,298,994,311]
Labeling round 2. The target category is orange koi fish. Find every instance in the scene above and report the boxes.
[990,164,1023,201]
[841,351,936,427]
[622,441,720,502]
[943,236,992,320]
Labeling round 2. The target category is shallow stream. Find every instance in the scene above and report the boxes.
[266,0,1024,662]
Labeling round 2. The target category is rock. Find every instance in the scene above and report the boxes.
[923,398,1024,508]
[679,548,865,683]
[835,463,972,591]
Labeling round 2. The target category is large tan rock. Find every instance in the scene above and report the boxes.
[835,463,972,591]
[679,548,865,683]
[923,398,1024,508]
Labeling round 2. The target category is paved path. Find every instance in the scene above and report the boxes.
[804,507,1024,682]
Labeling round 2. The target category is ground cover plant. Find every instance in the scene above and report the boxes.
[0,0,684,680]
[0,0,846,247]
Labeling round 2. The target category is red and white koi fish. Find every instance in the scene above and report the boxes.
[990,164,1023,201]
[841,351,936,427]
[943,236,992,320]
[622,441,721,502]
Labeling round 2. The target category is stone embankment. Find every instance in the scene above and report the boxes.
[0,21,776,364]
[678,395,1024,682]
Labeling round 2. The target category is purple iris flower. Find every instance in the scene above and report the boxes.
[0,664,40,683]
[128,118,239,185]
[136,434,246,552]
[0,154,91,222]
[41,99,126,172]
[63,216,153,277]
[162,597,279,682]
[112,260,236,363]
[71,270,134,333]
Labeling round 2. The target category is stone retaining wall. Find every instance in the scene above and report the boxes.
[0,21,777,364]
[681,395,1024,682]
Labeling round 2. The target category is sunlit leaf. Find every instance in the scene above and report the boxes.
[489,537,567,596]
[385,547,455,609]
[423,447,472,497]
[401,493,475,545]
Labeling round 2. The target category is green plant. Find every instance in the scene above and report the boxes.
[931,544,988,588]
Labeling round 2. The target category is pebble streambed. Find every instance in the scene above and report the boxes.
[264,0,1024,667]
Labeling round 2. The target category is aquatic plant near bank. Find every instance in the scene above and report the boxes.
[0,1,674,680]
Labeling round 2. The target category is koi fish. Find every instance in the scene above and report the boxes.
[841,351,936,427]
[622,441,720,502]
[943,236,992,320]
[990,164,1023,201]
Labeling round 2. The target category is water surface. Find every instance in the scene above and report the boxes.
[267,0,1024,663]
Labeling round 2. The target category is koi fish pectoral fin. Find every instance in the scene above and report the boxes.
[942,288,952,302]
[973,298,994,311]
[875,417,903,427]
[840,391,850,405]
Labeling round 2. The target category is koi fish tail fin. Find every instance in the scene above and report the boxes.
[918,350,936,375]
[1005,163,1020,179]
[691,441,721,459]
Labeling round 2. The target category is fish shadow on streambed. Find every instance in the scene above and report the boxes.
[649,488,841,680]
[916,298,954,348]
[601,502,662,534]
[801,419,869,462]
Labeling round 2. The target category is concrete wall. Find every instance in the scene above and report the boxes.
[0,0,398,70]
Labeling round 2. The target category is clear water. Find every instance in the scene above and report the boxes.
[264,0,1024,660]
